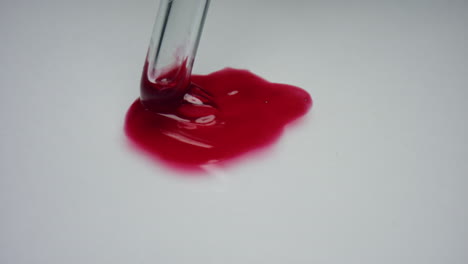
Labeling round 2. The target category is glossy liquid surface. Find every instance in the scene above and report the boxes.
[125,68,312,171]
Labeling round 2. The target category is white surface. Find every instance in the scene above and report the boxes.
[1,0,467,263]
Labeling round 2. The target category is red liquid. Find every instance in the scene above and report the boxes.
[125,68,312,172]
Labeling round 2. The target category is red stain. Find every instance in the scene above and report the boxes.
[125,68,312,172]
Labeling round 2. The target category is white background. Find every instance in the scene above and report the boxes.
[1,0,467,263]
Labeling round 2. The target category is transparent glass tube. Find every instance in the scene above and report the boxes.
[140,0,211,111]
